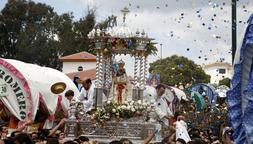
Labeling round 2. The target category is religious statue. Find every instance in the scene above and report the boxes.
[114,59,127,103]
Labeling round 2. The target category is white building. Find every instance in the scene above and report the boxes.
[202,62,232,84]
[59,51,96,80]
[60,51,96,73]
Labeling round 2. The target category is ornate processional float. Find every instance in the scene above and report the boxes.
[64,7,162,143]
[89,7,157,105]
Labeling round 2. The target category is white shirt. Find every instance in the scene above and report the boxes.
[77,83,83,92]
[77,83,95,112]
[176,120,191,143]
[155,95,173,126]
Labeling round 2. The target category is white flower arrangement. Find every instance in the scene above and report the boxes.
[92,100,150,122]
[121,105,127,109]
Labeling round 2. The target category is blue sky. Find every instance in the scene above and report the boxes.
[1,0,253,75]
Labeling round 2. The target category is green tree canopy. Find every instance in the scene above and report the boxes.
[0,0,97,70]
[218,77,231,87]
[149,55,210,88]
[95,15,117,30]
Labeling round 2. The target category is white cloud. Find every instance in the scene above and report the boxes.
[1,0,253,76]
[31,0,253,76]
[108,2,253,76]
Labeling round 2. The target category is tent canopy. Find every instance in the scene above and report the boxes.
[0,58,79,122]
[190,83,218,107]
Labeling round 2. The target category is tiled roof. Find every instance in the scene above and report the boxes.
[65,69,96,80]
[59,51,96,62]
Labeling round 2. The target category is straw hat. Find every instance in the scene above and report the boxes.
[51,82,66,94]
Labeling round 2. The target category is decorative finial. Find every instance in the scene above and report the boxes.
[121,7,130,23]
[136,29,140,37]
[141,30,145,37]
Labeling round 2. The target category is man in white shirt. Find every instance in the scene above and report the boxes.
[175,116,191,143]
[155,84,173,126]
[77,78,95,112]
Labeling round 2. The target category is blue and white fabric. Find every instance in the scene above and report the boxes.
[227,13,253,143]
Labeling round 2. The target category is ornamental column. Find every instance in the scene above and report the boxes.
[138,53,145,100]
[95,51,100,88]
[104,56,111,98]
[139,53,145,90]
[143,56,147,87]
[133,55,139,88]
[98,51,104,88]
[104,57,111,89]
[94,50,104,108]
[132,54,140,101]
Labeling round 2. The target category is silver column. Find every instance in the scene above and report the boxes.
[133,55,139,88]
[139,54,144,90]
[94,51,104,108]
[143,56,147,87]
[98,51,104,88]
[95,52,100,88]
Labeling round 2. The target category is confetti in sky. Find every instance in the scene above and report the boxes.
[1,0,253,75]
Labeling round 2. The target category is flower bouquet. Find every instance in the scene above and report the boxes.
[91,100,151,123]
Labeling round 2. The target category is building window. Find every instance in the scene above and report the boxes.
[78,66,83,71]
[218,68,226,74]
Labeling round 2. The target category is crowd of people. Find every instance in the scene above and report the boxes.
[0,113,233,144]
[0,78,233,144]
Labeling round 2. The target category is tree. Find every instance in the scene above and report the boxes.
[73,10,96,54]
[0,0,28,59]
[0,0,96,70]
[0,0,129,70]
[218,78,230,87]
[0,0,64,69]
[149,55,210,88]
[95,15,117,30]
